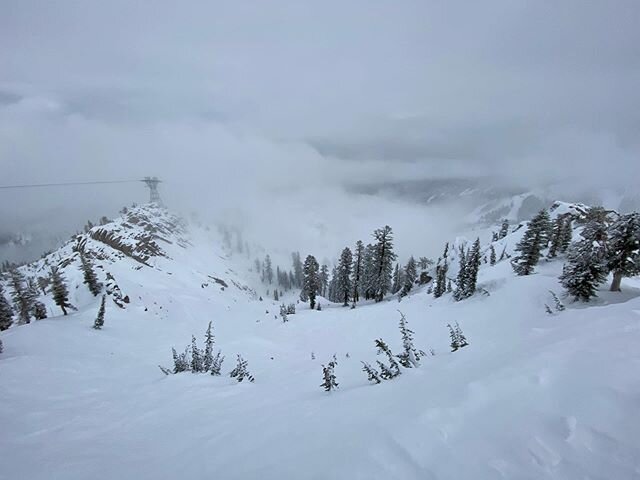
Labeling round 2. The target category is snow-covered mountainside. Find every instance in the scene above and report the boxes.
[1,203,639,480]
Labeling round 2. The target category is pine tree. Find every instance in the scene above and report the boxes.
[0,338,3,354]
[320,360,338,391]
[350,240,364,305]
[371,226,397,302]
[489,245,496,265]
[273,289,279,301]
[400,257,417,297]
[396,311,422,368]
[391,263,401,295]
[361,243,377,300]
[210,351,224,376]
[50,267,71,315]
[80,253,102,296]
[559,217,608,302]
[264,255,274,285]
[433,257,448,298]
[93,295,106,329]
[448,323,469,351]
[499,219,510,239]
[327,266,338,302]
[302,255,321,309]
[292,252,303,288]
[203,321,215,372]
[230,354,254,382]
[375,339,401,379]
[547,216,564,258]
[190,335,203,372]
[549,290,566,312]
[453,245,468,301]
[361,362,381,384]
[336,247,353,306]
[511,209,551,276]
[455,322,469,348]
[559,218,573,253]
[0,284,14,330]
[8,269,33,325]
[607,212,640,292]
[319,264,330,297]
[433,243,449,298]
[465,238,481,297]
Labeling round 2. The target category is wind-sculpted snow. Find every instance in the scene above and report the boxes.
[1,202,639,479]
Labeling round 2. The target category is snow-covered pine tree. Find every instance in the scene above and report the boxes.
[446,279,452,293]
[327,266,338,302]
[320,360,338,392]
[559,217,573,253]
[8,269,33,325]
[292,252,303,288]
[210,351,224,376]
[230,354,254,382]
[433,243,449,298]
[607,212,640,292]
[400,256,417,297]
[547,216,565,258]
[80,252,102,296]
[264,255,274,285]
[559,216,608,302]
[465,238,481,297]
[25,278,46,320]
[455,322,469,348]
[499,219,510,239]
[489,245,496,265]
[303,255,321,309]
[0,337,3,354]
[374,339,401,379]
[549,290,566,311]
[361,243,377,300]
[371,226,397,302]
[279,303,288,322]
[273,289,279,301]
[0,284,14,330]
[511,209,551,276]
[361,362,381,384]
[50,267,72,315]
[172,347,190,373]
[448,324,460,352]
[203,321,215,372]
[336,247,353,306]
[93,295,106,329]
[350,240,364,306]
[190,335,203,372]
[433,258,448,298]
[396,311,422,367]
[453,245,468,301]
[319,264,329,297]
[391,263,401,295]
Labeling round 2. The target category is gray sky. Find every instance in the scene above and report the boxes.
[1,0,640,262]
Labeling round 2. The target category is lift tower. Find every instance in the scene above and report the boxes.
[142,177,163,205]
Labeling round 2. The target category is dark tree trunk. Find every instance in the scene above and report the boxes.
[610,271,623,292]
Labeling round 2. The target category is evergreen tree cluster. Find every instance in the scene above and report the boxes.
[511,209,551,276]
[360,312,424,385]
[448,322,469,352]
[453,239,481,301]
[166,321,226,376]
[559,208,640,301]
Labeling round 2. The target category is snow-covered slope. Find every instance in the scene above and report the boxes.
[1,204,640,480]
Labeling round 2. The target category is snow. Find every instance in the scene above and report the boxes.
[1,205,640,479]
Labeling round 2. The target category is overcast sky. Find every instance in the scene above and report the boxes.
[1,0,639,262]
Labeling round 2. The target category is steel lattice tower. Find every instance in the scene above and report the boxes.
[142,177,163,205]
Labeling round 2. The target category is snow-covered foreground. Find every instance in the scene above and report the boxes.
[2,249,640,479]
